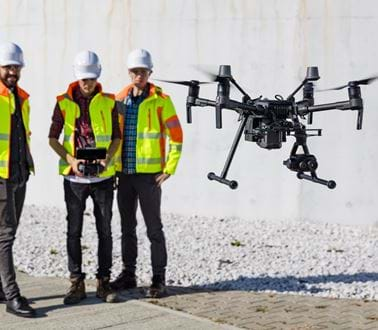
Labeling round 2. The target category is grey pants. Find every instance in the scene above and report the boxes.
[0,178,26,300]
[117,173,167,277]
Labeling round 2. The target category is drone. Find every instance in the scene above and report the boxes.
[156,65,377,190]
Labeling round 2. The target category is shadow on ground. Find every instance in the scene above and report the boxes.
[184,272,378,295]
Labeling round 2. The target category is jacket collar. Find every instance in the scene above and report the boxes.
[116,82,159,102]
[0,79,29,99]
[65,81,102,100]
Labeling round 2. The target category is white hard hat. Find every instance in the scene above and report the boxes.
[73,50,101,80]
[0,42,24,67]
[127,48,153,70]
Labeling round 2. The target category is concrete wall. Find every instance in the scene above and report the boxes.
[1,0,377,225]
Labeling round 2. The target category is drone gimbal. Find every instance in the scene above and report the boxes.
[157,66,376,189]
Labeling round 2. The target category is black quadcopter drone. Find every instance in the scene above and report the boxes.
[156,65,377,190]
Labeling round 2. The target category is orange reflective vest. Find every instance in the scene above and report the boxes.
[0,80,33,179]
[115,83,183,174]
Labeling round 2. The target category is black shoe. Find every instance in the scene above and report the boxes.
[0,288,6,304]
[6,296,36,318]
[148,275,167,298]
[110,271,137,291]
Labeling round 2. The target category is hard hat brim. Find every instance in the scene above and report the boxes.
[128,64,152,70]
[0,60,24,67]
[74,72,100,80]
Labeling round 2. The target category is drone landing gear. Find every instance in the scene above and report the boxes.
[297,172,336,189]
[283,133,336,189]
[207,115,249,189]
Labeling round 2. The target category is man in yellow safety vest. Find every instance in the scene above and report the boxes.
[0,42,35,317]
[111,49,183,298]
[49,50,121,305]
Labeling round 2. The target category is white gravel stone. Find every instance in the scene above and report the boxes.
[12,205,378,301]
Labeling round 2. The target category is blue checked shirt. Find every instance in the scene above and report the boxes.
[122,88,148,174]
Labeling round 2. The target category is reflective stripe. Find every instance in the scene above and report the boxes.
[136,157,164,165]
[0,133,10,140]
[137,132,163,139]
[96,135,111,142]
[0,160,8,167]
[166,120,180,129]
[170,144,183,152]
[63,134,71,142]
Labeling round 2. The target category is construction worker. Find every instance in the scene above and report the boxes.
[111,49,183,298]
[0,42,35,317]
[48,50,121,304]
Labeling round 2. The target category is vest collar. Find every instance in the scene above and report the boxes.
[65,81,103,100]
[0,79,29,99]
[116,82,160,101]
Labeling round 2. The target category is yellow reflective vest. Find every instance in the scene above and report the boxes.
[115,83,183,174]
[0,80,33,179]
[56,82,116,177]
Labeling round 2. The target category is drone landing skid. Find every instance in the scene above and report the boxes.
[297,172,336,189]
[208,172,238,189]
[207,115,248,189]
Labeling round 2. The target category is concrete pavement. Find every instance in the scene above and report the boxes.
[0,272,236,330]
[1,272,378,329]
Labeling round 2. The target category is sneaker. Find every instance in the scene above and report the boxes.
[110,271,137,291]
[148,275,167,298]
[96,277,120,303]
[63,277,86,305]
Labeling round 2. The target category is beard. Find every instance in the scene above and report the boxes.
[1,74,19,88]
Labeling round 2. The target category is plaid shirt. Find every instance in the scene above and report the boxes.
[122,87,148,174]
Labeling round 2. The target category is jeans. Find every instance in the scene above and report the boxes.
[64,178,114,279]
[0,178,27,300]
[117,173,167,277]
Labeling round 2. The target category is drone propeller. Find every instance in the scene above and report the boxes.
[188,64,221,82]
[317,75,378,91]
[153,78,213,86]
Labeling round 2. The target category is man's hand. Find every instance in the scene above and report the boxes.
[156,173,170,186]
[66,153,84,177]
[70,157,85,177]
[99,156,109,170]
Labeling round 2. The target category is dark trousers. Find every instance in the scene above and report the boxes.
[0,178,26,300]
[117,173,167,277]
[64,178,114,279]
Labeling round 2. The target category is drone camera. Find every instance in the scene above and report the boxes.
[283,154,318,172]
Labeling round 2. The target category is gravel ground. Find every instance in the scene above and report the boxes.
[14,204,378,301]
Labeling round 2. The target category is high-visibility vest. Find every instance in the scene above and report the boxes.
[56,82,116,177]
[115,83,183,174]
[0,80,33,179]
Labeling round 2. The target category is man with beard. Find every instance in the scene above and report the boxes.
[0,42,35,317]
